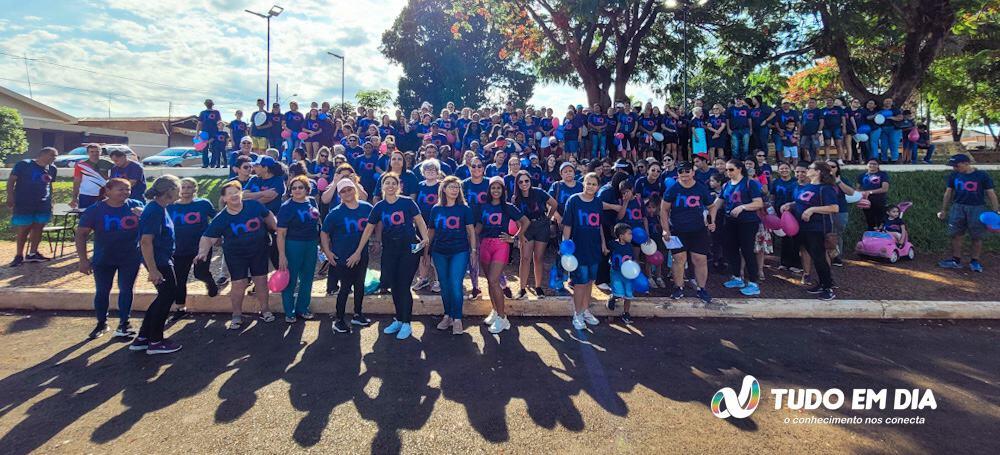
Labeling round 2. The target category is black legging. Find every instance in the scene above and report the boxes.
[381,237,419,323]
[173,251,217,307]
[724,220,760,283]
[267,231,279,269]
[800,231,833,289]
[861,198,887,230]
[335,257,368,320]
[138,263,178,343]
[779,235,802,269]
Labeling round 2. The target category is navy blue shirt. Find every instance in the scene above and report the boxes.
[608,240,634,271]
[463,178,490,209]
[322,201,372,266]
[727,106,751,129]
[664,181,711,232]
[375,170,419,198]
[203,200,271,258]
[794,183,837,232]
[721,178,763,223]
[167,198,216,256]
[79,199,145,266]
[276,198,320,241]
[416,181,441,216]
[634,176,665,202]
[947,170,995,206]
[563,194,604,266]
[513,187,551,220]
[770,178,799,208]
[230,120,248,144]
[284,111,304,131]
[198,109,221,133]
[110,161,146,201]
[801,109,823,135]
[822,106,845,128]
[430,204,474,254]
[476,201,522,239]
[750,105,773,128]
[857,171,890,204]
[369,196,421,242]
[11,159,56,214]
[246,174,286,214]
[139,199,176,266]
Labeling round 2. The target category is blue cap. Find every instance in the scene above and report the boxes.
[254,155,276,167]
[947,154,970,166]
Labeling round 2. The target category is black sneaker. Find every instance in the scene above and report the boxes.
[469,288,483,300]
[129,338,149,351]
[169,308,189,322]
[89,322,108,339]
[351,314,372,326]
[607,297,617,311]
[670,287,685,300]
[216,276,229,286]
[114,322,136,338]
[806,285,824,294]
[24,252,51,263]
[147,339,182,355]
[513,289,527,300]
[503,287,513,299]
[7,256,23,268]
[533,286,545,297]
[326,286,340,296]
[831,257,844,267]
[621,312,634,325]
[332,319,350,333]
[819,288,836,301]
[207,281,220,297]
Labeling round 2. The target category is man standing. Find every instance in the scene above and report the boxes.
[268,102,284,157]
[937,154,999,272]
[70,143,113,209]
[250,99,271,153]
[109,149,146,200]
[230,110,247,149]
[7,147,59,266]
[799,99,823,162]
[195,99,221,140]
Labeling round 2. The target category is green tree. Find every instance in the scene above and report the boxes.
[354,89,394,114]
[0,106,28,164]
[382,0,536,112]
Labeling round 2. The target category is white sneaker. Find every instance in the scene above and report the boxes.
[412,277,431,291]
[572,313,586,330]
[430,281,441,293]
[484,309,497,325]
[596,283,611,292]
[488,317,505,334]
[582,309,600,326]
[501,316,511,331]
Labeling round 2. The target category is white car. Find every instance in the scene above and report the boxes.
[142,147,201,167]
[53,144,137,168]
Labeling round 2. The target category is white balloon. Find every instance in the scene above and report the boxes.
[253,111,267,127]
[640,240,657,255]
[561,254,579,272]
[845,191,863,203]
[854,133,869,142]
[621,260,640,280]
[534,131,543,140]
[773,229,786,237]
[580,126,589,136]
[541,137,550,148]
[874,114,885,125]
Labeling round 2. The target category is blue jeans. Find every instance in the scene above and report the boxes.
[281,239,318,317]
[800,133,821,161]
[590,132,607,158]
[565,139,579,155]
[921,143,936,162]
[201,149,210,168]
[867,128,882,160]
[432,250,469,320]
[772,128,784,154]
[284,135,302,161]
[879,127,901,162]
[93,262,140,325]
[730,128,751,160]
[755,126,771,156]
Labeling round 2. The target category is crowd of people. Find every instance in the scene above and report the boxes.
[4,94,998,353]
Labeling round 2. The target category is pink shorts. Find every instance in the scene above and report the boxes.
[479,237,510,264]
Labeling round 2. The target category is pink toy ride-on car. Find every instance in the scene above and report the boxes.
[855,202,915,263]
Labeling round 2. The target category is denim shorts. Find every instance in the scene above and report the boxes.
[823,127,844,140]
[609,270,634,299]
[565,140,579,154]
[11,211,52,226]
[569,263,599,286]
[948,204,988,240]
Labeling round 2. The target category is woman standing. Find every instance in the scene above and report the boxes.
[75,178,143,339]
[710,160,765,296]
[413,160,443,292]
[707,104,728,161]
[347,173,430,340]
[769,162,802,271]
[477,177,527,333]
[563,173,608,330]
[859,99,880,161]
[245,156,286,269]
[462,157,490,300]
[302,109,322,160]
[826,160,856,267]
[857,159,890,230]
[513,170,559,297]
[661,161,716,304]
[320,179,373,333]
[428,176,477,334]
[781,162,839,300]
[197,181,278,329]
[375,150,419,200]
[276,175,320,323]
[167,178,218,322]
[132,175,183,354]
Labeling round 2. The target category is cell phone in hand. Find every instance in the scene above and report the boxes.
[410,242,424,254]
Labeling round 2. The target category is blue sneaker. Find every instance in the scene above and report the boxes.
[383,320,403,334]
[938,259,962,269]
[970,260,983,273]
[696,288,713,305]
[395,323,412,340]
[670,287,685,300]
[723,277,745,289]
[740,282,760,296]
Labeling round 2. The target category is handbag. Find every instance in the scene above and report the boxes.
[821,187,839,251]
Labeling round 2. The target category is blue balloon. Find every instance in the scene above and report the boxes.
[632,227,649,245]
[857,124,871,135]
[633,273,650,293]
[980,211,1000,227]
[548,266,564,289]
[555,125,565,141]
[521,158,530,168]
[199,131,210,140]
[192,136,201,144]
[318,113,329,121]
[559,239,576,256]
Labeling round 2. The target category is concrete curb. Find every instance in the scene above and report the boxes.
[1,287,996,319]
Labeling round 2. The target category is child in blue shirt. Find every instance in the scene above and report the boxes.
[606,223,635,324]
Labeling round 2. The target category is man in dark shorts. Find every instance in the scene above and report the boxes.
[7,147,59,267]
[937,154,999,272]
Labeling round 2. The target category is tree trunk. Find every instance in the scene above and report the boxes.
[946,114,960,142]
[984,116,999,150]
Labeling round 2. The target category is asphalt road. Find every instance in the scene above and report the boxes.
[0,312,997,454]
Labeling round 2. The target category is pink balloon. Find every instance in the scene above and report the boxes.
[193,141,208,151]
[647,251,664,266]
[446,133,456,144]
[281,129,292,139]
[316,178,329,191]
[297,132,309,140]
[763,214,782,231]
[908,128,920,142]
[507,220,518,236]
[615,132,624,139]
[379,142,388,153]
[268,270,290,293]
[551,117,560,129]
[780,211,800,237]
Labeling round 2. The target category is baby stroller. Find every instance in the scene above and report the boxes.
[854,201,915,263]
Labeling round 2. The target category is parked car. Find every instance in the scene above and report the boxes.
[53,144,137,168]
[142,147,201,167]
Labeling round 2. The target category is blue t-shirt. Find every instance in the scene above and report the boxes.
[203,200,271,258]
[634,176,665,202]
[801,109,823,135]
[793,183,837,233]
[246,174,286,214]
[857,171,890,203]
[587,113,607,130]
[694,168,717,186]
[721,178,763,223]
[198,109,221,133]
[608,240,634,271]
[250,110,270,137]
[476,201,523,239]
[485,163,508,178]
[639,115,658,133]
[353,154,380,189]
[513,187,551,220]
[79,199,145,266]
[167,198,216,256]
[750,105,773,128]
[311,161,335,182]
[430,204,474,254]
[276,198,320,241]
[268,112,284,141]
[375,170,419,198]
[322,201,373,266]
[369,197,420,242]
[563,194,604,266]
[463,178,490,209]
[109,161,146,200]
[883,217,905,234]
[621,197,645,228]
[416,181,441,216]
[230,120,248,144]
[11,159,56,214]
[769,178,799,208]
[775,109,800,128]
[727,106,751,130]
[664,181,711,232]
[822,107,845,128]
[139,199,176,266]
[617,112,636,133]
[947,170,995,206]
[284,111,305,132]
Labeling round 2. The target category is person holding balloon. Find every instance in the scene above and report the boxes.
[661,161,716,304]
[275,175,320,323]
[476,177,527,333]
[562,172,609,330]
[709,160,765,296]
[937,154,999,273]
[197,180,278,330]
[606,223,637,324]
[780,161,839,301]
[856,159,891,230]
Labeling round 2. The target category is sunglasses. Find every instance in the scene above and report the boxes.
[240,165,252,170]
[518,179,531,184]
[664,158,674,161]
[319,154,329,158]
[725,168,738,172]
[471,164,484,168]
[290,185,308,191]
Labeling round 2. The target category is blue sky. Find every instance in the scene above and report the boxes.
[0,0,659,119]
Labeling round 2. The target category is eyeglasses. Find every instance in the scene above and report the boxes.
[518,179,531,184]
[471,164,484,168]
[756,154,766,157]
[290,185,308,191]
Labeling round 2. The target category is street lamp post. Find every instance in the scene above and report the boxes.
[327,52,345,111]
[665,0,707,112]
[245,5,284,106]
